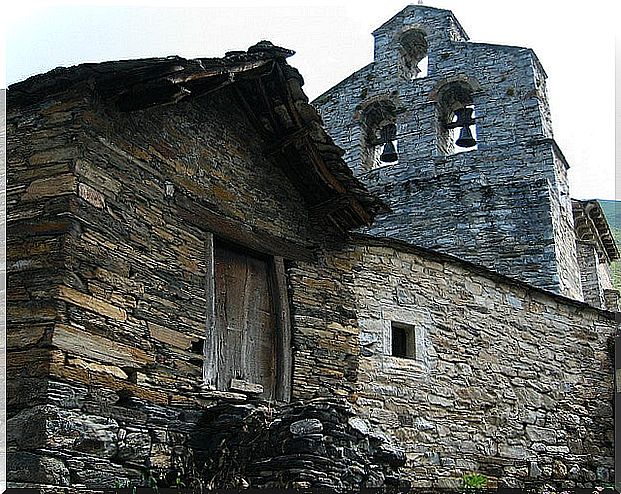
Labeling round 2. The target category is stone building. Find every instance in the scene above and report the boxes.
[314,5,587,300]
[6,5,618,492]
[572,199,619,309]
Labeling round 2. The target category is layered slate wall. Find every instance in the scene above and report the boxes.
[7,93,95,486]
[7,81,365,488]
[7,22,617,492]
[327,236,616,489]
[577,241,606,308]
[313,5,582,300]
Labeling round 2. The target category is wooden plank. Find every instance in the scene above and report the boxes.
[270,256,293,402]
[256,77,281,131]
[174,192,314,262]
[274,62,304,128]
[230,379,263,395]
[210,241,278,398]
[263,127,310,157]
[233,85,272,139]
[214,243,255,391]
[215,243,242,389]
[300,136,346,193]
[194,388,247,402]
[302,136,372,228]
[203,233,218,388]
[244,252,276,399]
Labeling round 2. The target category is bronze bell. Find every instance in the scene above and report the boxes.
[452,107,477,148]
[380,141,398,163]
[456,125,476,148]
[379,124,398,162]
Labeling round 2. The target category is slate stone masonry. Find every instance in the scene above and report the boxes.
[192,398,407,490]
[5,13,618,492]
[314,5,582,300]
[6,60,369,489]
[335,236,616,489]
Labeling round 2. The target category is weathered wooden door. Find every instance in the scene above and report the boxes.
[213,242,277,399]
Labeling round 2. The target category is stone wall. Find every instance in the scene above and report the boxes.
[572,199,619,311]
[355,155,561,294]
[287,239,364,402]
[8,381,194,488]
[193,398,407,490]
[8,388,408,491]
[7,92,92,487]
[6,26,617,492]
[313,5,583,300]
[7,74,365,488]
[334,235,616,489]
[577,241,605,308]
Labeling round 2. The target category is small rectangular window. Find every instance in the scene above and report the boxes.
[391,321,416,358]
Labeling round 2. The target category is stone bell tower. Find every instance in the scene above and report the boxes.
[313,5,583,300]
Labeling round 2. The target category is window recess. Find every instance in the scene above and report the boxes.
[391,321,416,359]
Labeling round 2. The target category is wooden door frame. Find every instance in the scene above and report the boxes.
[203,232,293,402]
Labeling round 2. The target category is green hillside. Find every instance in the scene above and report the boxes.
[599,200,621,233]
[598,199,621,291]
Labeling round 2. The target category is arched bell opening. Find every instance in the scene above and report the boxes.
[361,100,399,171]
[398,28,429,80]
[436,81,478,155]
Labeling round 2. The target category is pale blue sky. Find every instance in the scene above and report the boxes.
[3,0,617,201]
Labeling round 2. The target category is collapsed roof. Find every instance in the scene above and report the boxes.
[9,41,386,232]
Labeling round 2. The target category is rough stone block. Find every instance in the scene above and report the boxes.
[7,452,70,486]
[290,418,324,436]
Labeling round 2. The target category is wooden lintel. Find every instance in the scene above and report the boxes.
[173,193,315,262]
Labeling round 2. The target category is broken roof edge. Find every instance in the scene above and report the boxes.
[8,41,296,104]
[8,41,386,232]
[351,232,618,320]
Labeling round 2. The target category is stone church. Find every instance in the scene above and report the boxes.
[6,5,618,491]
